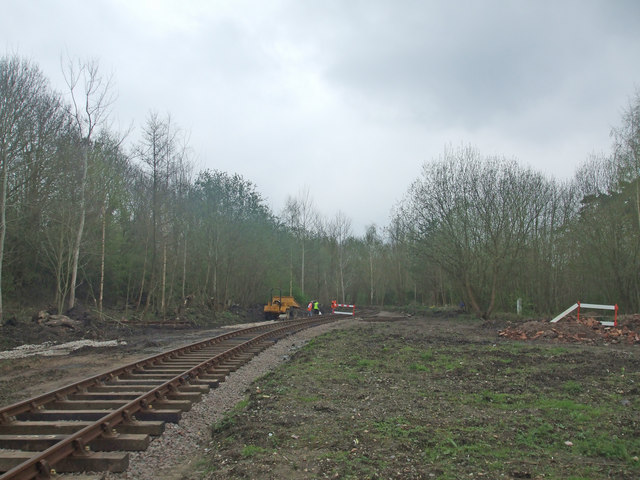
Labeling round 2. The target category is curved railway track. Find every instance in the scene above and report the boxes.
[0,315,340,479]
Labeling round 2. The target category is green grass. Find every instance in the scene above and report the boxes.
[210,397,249,435]
[241,444,268,457]
[562,379,584,394]
[198,321,640,479]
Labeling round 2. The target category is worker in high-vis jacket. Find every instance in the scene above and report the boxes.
[307,301,313,316]
[313,300,320,315]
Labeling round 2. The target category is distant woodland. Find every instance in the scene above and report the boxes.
[1,55,639,321]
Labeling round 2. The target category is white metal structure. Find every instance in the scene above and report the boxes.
[333,303,356,316]
[551,302,618,326]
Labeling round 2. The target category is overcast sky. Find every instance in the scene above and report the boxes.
[3,1,640,234]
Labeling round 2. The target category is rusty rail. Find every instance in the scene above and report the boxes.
[0,315,339,479]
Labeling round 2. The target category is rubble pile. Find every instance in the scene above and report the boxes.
[498,314,640,345]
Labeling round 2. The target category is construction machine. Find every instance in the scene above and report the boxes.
[264,288,300,320]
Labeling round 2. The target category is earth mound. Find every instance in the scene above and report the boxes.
[498,314,640,344]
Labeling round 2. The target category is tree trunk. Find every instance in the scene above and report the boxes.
[181,232,187,300]
[464,273,483,318]
[339,251,345,303]
[289,244,293,296]
[369,250,374,305]
[301,237,305,295]
[161,239,167,318]
[0,154,8,322]
[137,234,149,311]
[54,225,68,314]
[484,270,499,319]
[99,199,106,318]
[68,142,88,310]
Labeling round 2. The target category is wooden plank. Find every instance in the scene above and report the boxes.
[0,421,89,435]
[17,410,112,422]
[132,409,181,423]
[115,421,165,436]
[0,433,66,450]
[49,400,129,410]
[119,373,177,379]
[86,384,208,393]
[89,433,150,451]
[54,451,130,473]
[0,433,149,452]
[0,451,37,472]
[48,399,191,411]
[0,420,164,436]
[0,451,129,473]
[71,392,145,400]
[18,409,181,424]
[72,391,201,402]
[188,378,220,388]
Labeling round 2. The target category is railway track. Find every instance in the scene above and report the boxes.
[0,315,339,479]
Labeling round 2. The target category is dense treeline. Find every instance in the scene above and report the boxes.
[395,97,640,316]
[0,54,638,321]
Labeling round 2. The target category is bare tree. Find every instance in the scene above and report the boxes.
[135,112,178,316]
[91,133,130,317]
[281,197,300,296]
[327,211,352,303]
[364,224,381,305]
[404,145,551,318]
[612,89,640,229]
[282,187,316,296]
[62,57,114,310]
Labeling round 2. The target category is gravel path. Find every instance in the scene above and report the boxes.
[93,318,355,480]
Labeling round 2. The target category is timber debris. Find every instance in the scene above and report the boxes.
[498,315,640,344]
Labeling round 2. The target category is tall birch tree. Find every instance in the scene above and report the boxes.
[63,58,114,310]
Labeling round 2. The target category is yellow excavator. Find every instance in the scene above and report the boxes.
[264,288,300,320]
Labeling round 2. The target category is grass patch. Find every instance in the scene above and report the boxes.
[210,398,249,436]
[241,444,268,457]
[563,379,584,394]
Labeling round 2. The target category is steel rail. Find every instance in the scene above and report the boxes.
[0,315,338,480]
[0,319,292,422]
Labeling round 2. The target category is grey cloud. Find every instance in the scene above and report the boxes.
[277,1,639,131]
